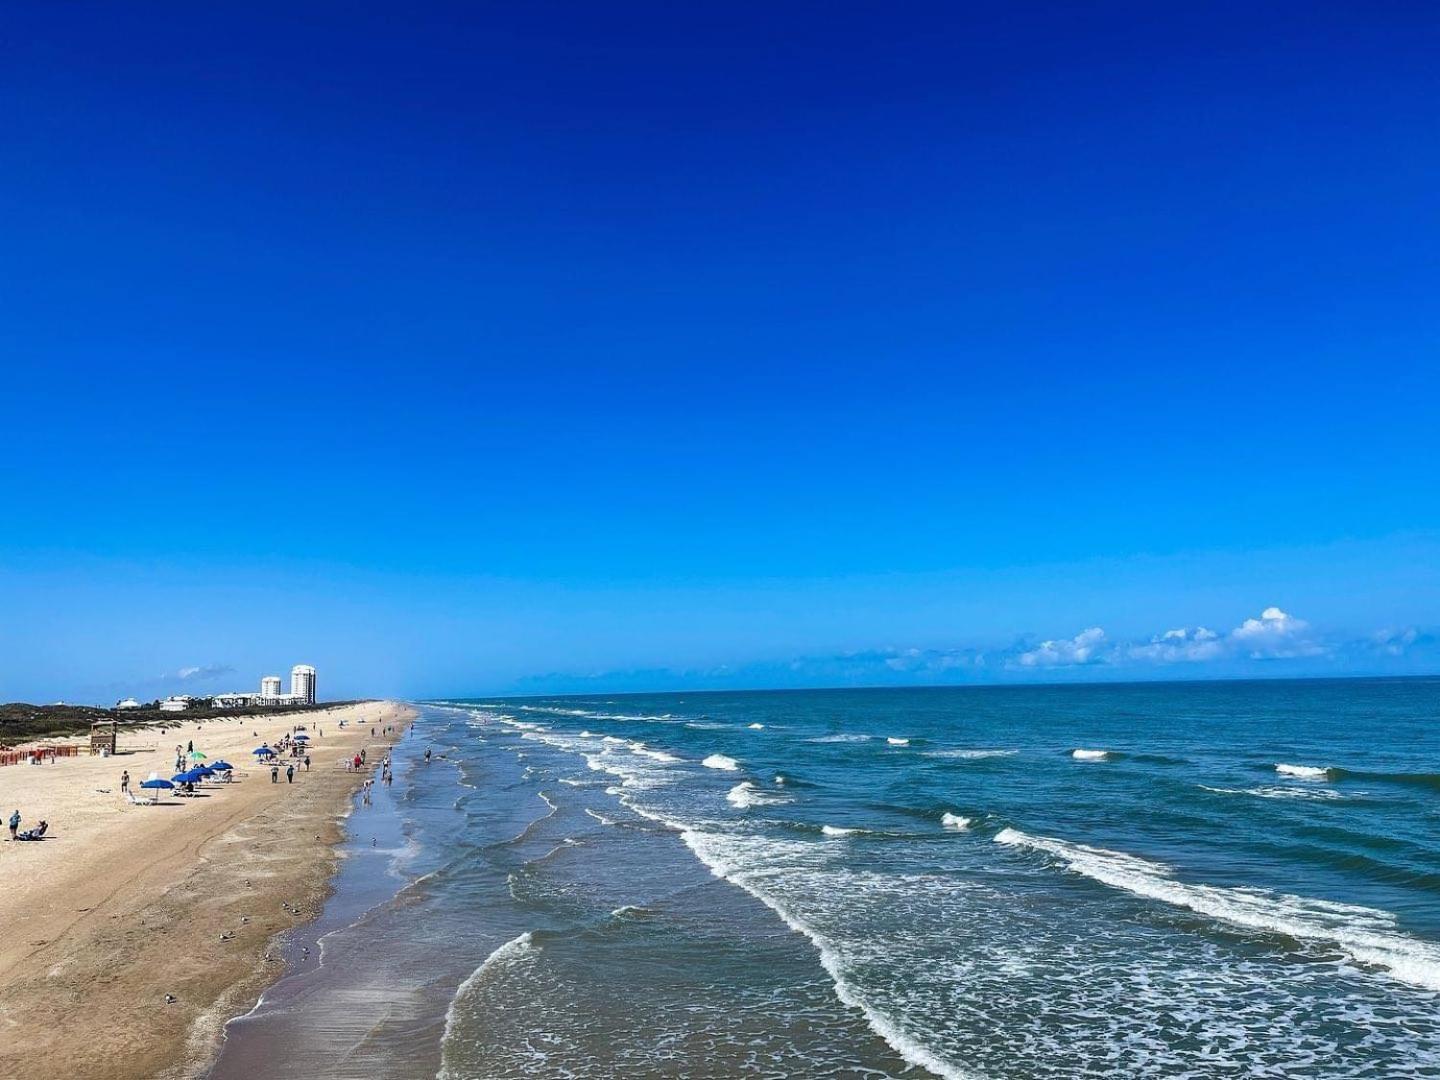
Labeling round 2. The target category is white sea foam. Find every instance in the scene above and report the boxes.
[1202,784,1344,802]
[748,722,765,730]
[821,824,860,837]
[994,827,1440,992]
[1072,749,1111,760]
[941,813,973,831]
[809,733,871,743]
[927,748,1017,760]
[515,704,679,722]
[703,754,740,771]
[630,743,682,763]
[438,931,537,1077]
[774,774,787,785]
[1276,763,1332,780]
[726,781,789,809]
[680,829,980,1080]
[887,737,910,746]
[584,807,617,826]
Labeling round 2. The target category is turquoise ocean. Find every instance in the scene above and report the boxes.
[209,678,1440,1078]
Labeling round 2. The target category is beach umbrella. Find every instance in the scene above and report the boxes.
[210,760,234,771]
[171,770,201,784]
[293,734,310,742]
[139,777,173,803]
[189,750,208,760]
[252,747,273,757]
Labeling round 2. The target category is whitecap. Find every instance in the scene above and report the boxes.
[703,754,740,771]
[941,813,973,831]
[887,737,910,746]
[679,829,977,1080]
[1202,784,1343,802]
[439,931,537,1076]
[1072,749,1111,761]
[1276,763,1332,780]
[726,781,788,809]
[994,827,1440,992]
[821,824,860,837]
[747,722,765,730]
[630,742,682,763]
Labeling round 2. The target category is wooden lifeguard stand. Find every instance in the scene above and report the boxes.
[90,720,118,756]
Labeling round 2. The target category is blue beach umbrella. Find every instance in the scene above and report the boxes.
[171,770,202,784]
[252,747,274,757]
[210,760,234,771]
[139,777,173,803]
[293,734,310,741]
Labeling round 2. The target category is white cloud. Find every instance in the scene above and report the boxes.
[1016,607,1329,669]
[173,663,234,682]
[1229,606,1325,659]
[1123,625,1224,663]
[1370,627,1420,657]
[1016,627,1106,667]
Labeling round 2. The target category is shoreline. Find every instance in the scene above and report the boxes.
[0,700,413,1080]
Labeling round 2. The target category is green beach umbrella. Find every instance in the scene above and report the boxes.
[189,750,208,760]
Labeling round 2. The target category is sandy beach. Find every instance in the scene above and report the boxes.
[0,700,413,1080]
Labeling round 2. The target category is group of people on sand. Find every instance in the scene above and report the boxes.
[7,809,49,842]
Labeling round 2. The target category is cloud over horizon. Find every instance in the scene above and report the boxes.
[505,606,1436,695]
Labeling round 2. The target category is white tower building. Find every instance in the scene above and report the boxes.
[261,675,282,698]
[291,664,317,705]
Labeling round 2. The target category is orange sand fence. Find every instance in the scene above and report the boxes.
[0,746,81,767]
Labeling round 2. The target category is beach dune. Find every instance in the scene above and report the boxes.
[0,700,412,1080]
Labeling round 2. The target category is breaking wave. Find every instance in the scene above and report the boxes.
[994,828,1440,991]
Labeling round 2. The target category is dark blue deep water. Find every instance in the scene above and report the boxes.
[211,678,1440,1079]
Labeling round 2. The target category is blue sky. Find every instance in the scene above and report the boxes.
[3,3,1438,702]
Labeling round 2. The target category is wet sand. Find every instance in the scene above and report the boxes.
[0,700,413,1080]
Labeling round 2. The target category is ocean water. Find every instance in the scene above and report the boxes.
[209,679,1440,1079]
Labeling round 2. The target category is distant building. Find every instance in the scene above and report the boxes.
[261,675,282,698]
[115,698,142,710]
[291,664,317,705]
[158,697,189,712]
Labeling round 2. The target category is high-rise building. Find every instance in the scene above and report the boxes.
[291,664,317,705]
[261,675,282,698]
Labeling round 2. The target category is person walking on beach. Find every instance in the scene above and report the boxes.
[286,764,295,784]
[8,810,20,840]
[120,770,130,796]
[271,765,279,783]
[304,754,311,772]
